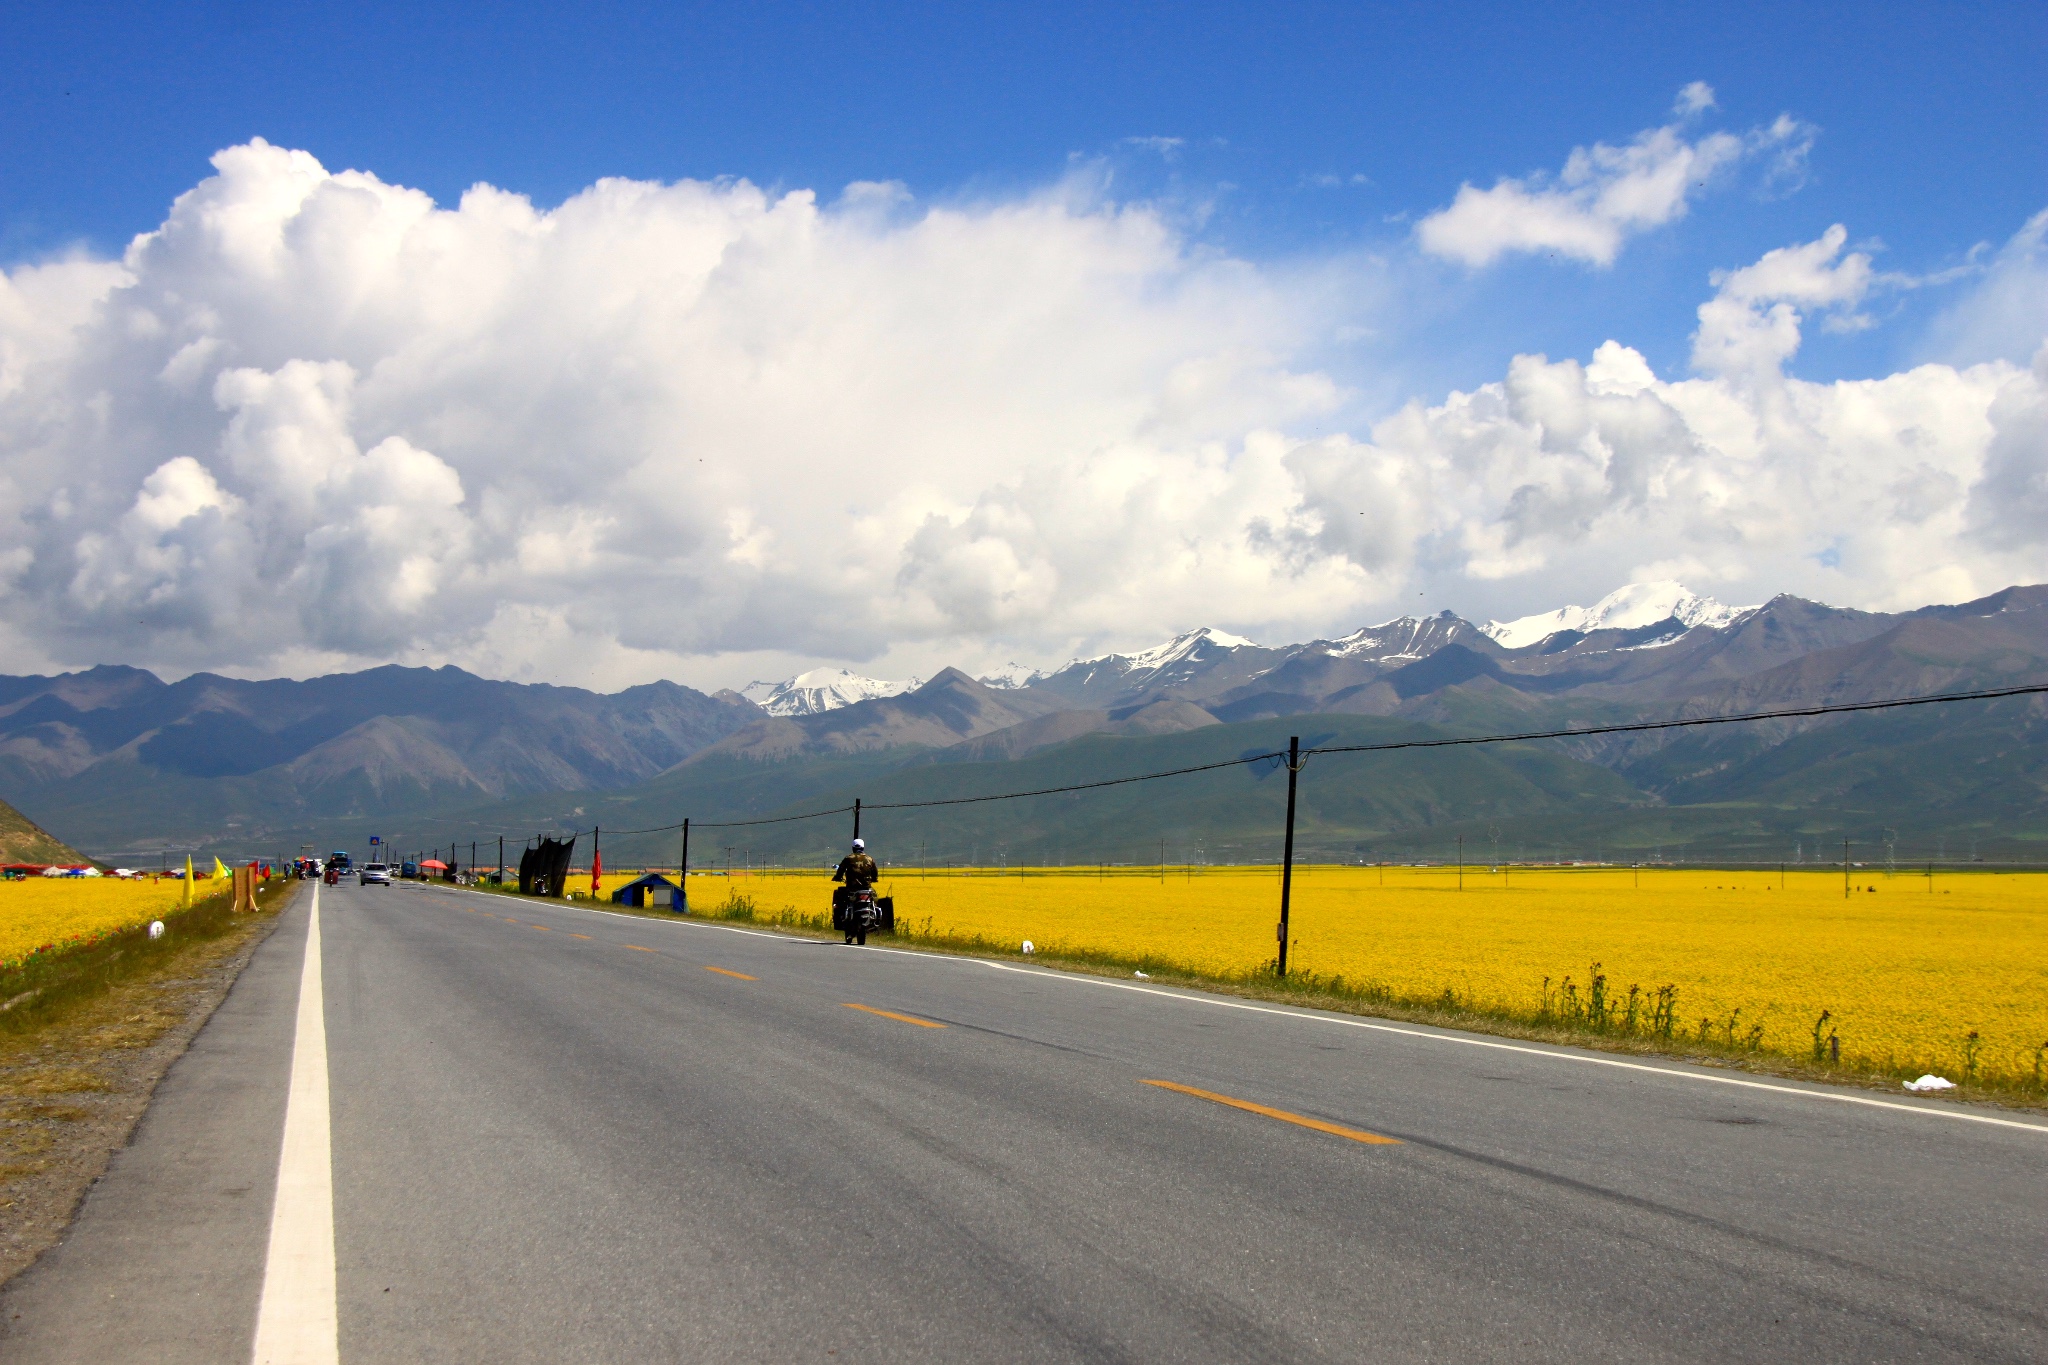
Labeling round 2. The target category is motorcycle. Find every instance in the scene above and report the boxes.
[842,888,880,946]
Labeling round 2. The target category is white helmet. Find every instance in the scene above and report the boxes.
[851,838,865,850]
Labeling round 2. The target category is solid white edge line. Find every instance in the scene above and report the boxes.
[425,882,2048,1135]
[251,882,340,1365]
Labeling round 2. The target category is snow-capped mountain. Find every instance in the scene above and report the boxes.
[1027,628,1265,705]
[976,662,1045,690]
[740,668,924,717]
[1323,612,1480,661]
[1479,581,1754,650]
[1052,627,1256,688]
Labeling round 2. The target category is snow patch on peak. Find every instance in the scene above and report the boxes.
[1118,627,1255,672]
[977,662,1044,690]
[1046,626,1259,686]
[1327,612,1465,659]
[741,667,923,716]
[1480,581,1753,649]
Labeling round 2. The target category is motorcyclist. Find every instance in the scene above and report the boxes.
[833,838,879,894]
[832,839,879,927]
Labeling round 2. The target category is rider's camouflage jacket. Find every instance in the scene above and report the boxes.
[833,853,879,890]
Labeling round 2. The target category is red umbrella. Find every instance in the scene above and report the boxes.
[420,859,448,870]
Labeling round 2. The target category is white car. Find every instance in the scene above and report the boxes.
[359,863,392,886]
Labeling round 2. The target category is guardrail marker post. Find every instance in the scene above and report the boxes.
[1277,736,1299,978]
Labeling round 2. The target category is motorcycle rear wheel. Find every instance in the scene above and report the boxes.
[856,927,868,945]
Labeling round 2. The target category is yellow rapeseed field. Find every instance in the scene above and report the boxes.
[672,863,2048,1086]
[0,876,225,971]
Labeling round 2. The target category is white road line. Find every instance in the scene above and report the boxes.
[961,961,2048,1135]
[251,883,339,1365]
[432,884,2048,1135]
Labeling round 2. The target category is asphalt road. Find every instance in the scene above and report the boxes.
[3,878,2043,1363]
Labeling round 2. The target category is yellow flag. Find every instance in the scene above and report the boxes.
[213,857,230,880]
[183,855,193,906]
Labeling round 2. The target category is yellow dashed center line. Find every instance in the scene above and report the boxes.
[843,1003,945,1029]
[568,933,593,940]
[626,945,657,953]
[1141,1080,1400,1145]
[532,925,551,932]
[703,966,756,980]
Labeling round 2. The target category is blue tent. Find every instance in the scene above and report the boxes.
[611,872,685,911]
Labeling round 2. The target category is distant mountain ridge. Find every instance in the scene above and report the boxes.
[4,580,2044,860]
[0,665,762,853]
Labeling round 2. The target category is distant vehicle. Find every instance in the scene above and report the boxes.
[401,861,419,879]
[329,851,353,872]
[359,863,392,886]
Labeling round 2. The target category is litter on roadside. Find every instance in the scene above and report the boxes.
[1903,1075,1956,1092]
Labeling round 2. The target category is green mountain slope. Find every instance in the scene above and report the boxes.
[0,798,88,865]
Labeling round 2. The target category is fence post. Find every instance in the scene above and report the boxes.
[1277,736,1300,978]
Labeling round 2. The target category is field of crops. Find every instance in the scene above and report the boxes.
[645,863,2048,1087]
[0,877,221,970]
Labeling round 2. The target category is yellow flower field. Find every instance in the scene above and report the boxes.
[0,876,225,970]
[668,863,2048,1086]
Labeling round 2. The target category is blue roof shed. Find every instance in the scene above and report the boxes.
[611,872,685,911]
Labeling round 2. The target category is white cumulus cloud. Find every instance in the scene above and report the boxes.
[0,138,2042,689]
[1415,88,1810,268]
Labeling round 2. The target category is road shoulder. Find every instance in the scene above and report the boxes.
[0,890,309,1362]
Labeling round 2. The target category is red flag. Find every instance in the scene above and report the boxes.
[591,849,602,896]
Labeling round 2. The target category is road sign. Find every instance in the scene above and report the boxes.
[370,836,381,845]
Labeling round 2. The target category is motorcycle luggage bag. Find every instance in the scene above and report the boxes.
[878,896,895,932]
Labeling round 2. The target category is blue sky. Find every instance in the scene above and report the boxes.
[0,2,2044,687]
[6,1,2042,391]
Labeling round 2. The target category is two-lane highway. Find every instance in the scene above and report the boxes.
[4,878,2043,1362]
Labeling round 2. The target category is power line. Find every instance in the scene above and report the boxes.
[425,680,2048,847]
[1300,681,2048,761]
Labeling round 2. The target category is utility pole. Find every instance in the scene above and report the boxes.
[1844,837,1851,898]
[1277,736,1300,978]
[852,799,862,843]
[680,818,690,883]
[498,835,504,883]
[1457,835,1464,891]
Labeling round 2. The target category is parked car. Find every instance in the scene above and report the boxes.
[360,863,393,886]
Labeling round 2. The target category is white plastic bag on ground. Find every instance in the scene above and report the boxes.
[1903,1075,1956,1092]
[1021,940,1034,954]
[148,921,165,939]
